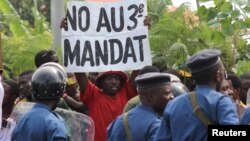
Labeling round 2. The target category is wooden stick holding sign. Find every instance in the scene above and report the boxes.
[61,0,152,72]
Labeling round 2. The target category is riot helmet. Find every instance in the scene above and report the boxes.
[40,62,67,79]
[32,62,67,100]
[170,81,189,97]
[163,73,189,97]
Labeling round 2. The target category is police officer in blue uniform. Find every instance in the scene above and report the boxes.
[240,106,250,124]
[11,63,69,141]
[154,49,239,141]
[107,72,174,141]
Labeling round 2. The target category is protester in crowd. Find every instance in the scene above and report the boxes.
[14,70,34,104]
[2,80,19,119]
[219,79,246,119]
[34,49,59,68]
[108,72,173,141]
[220,79,234,98]
[154,49,239,141]
[61,9,152,141]
[239,72,250,105]
[11,63,69,141]
[75,70,138,141]
[227,73,242,102]
[227,73,246,118]
[0,79,19,141]
[87,72,99,84]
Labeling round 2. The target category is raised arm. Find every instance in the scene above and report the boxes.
[63,95,88,113]
[74,73,88,93]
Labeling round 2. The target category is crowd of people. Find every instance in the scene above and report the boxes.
[0,3,250,141]
[0,47,249,141]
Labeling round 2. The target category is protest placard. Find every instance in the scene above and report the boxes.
[62,0,152,72]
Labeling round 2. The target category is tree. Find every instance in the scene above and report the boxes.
[148,0,250,73]
[0,0,52,78]
[196,0,250,72]
[8,0,51,26]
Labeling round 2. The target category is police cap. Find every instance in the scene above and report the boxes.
[135,72,171,89]
[186,49,221,74]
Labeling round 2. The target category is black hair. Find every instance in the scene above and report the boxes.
[192,64,220,85]
[34,49,58,68]
[19,69,34,77]
[227,73,242,89]
[3,79,19,97]
[138,65,160,75]
[240,72,250,81]
[162,68,181,80]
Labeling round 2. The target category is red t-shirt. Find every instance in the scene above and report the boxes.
[80,80,137,141]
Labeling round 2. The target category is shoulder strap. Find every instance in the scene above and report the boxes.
[123,112,132,141]
[189,92,212,127]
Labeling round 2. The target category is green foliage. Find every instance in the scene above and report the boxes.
[147,0,172,23]
[0,0,52,78]
[232,60,250,76]
[9,0,34,25]
[148,0,250,72]
[197,0,250,70]
[0,0,29,36]
[8,0,50,25]
[3,32,52,78]
[149,4,219,70]
[237,43,250,60]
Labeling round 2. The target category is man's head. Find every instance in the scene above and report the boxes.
[95,71,127,96]
[136,72,173,114]
[239,72,250,104]
[227,73,242,102]
[34,49,59,68]
[220,79,234,99]
[18,69,34,101]
[32,62,67,109]
[186,49,226,89]
[2,79,19,108]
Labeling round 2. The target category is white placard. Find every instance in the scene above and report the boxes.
[62,0,152,72]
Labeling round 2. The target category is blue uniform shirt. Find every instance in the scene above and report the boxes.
[240,106,250,124]
[107,104,161,141]
[154,85,239,141]
[11,103,68,141]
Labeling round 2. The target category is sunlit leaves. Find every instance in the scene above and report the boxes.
[0,0,28,36]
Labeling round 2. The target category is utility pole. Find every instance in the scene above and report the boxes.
[51,0,64,49]
[196,0,200,9]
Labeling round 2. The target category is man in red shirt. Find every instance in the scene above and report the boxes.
[75,71,138,141]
